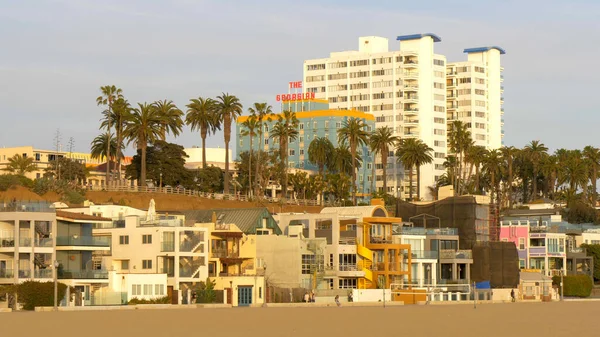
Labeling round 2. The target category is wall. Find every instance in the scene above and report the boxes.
[108,272,168,302]
[256,235,302,288]
[214,276,265,306]
[352,288,391,302]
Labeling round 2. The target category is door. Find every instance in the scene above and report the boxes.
[237,286,252,307]
[226,288,232,304]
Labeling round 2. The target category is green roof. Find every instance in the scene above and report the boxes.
[182,208,282,235]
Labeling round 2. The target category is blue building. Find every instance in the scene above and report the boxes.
[236,98,375,198]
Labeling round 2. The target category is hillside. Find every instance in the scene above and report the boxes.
[0,186,323,213]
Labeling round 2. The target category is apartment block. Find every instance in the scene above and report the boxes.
[303,34,448,200]
[447,47,505,149]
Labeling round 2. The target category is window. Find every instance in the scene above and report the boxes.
[433,59,445,66]
[301,254,324,275]
[434,106,445,112]
[440,240,458,250]
[299,149,304,155]
[299,136,304,143]
[143,284,152,295]
[519,260,526,269]
[474,66,485,73]
[350,59,369,67]
[121,260,130,270]
[474,89,485,95]
[155,284,163,296]
[142,260,152,269]
[299,123,304,130]
[459,77,471,84]
[433,82,444,89]
[339,278,357,289]
[434,140,445,147]
[434,152,445,159]
[142,234,152,244]
[119,235,129,245]
[313,121,317,129]
[307,64,326,71]
[132,284,141,296]
[264,139,269,145]
[434,94,445,101]
[289,149,295,156]
[434,129,444,136]
[475,111,486,118]
[434,70,444,78]
[519,238,525,250]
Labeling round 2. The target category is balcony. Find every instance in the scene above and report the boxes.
[403,72,419,79]
[339,263,359,272]
[161,241,175,252]
[56,236,111,247]
[18,269,31,278]
[369,236,393,244]
[139,218,184,227]
[404,119,419,125]
[35,238,53,247]
[58,269,108,279]
[403,84,418,91]
[529,246,546,255]
[159,267,175,277]
[440,249,472,260]
[0,238,15,248]
[211,248,239,259]
[19,237,32,247]
[34,269,53,279]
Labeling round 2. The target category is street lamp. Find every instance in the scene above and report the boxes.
[159,172,163,192]
[53,260,59,311]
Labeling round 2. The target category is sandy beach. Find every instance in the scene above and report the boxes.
[0,301,597,337]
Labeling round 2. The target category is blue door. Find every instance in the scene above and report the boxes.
[238,286,252,306]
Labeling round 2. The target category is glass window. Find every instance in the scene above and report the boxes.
[142,234,152,244]
[119,235,129,245]
[121,260,129,270]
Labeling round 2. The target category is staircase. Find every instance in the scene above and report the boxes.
[179,257,204,278]
[35,222,50,237]
[180,232,203,253]
[34,253,49,269]
[357,244,374,289]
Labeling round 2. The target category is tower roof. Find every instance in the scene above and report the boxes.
[396,33,441,43]
[463,46,506,55]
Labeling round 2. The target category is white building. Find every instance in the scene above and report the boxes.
[184,147,232,170]
[303,34,505,200]
[447,47,505,149]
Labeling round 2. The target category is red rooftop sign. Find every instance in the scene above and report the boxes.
[276,81,315,101]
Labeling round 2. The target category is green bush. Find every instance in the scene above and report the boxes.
[32,177,54,195]
[193,278,217,303]
[581,244,600,282]
[552,274,593,298]
[63,190,85,204]
[0,280,69,310]
[0,175,23,191]
[128,296,171,305]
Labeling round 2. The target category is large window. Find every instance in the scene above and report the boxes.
[142,260,152,269]
[119,235,129,245]
[301,254,324,275]
[339,278,357,289]
[440,240,458,250]
[142,234,152,244]
[519,238,525,250]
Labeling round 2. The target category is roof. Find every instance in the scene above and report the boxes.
[56,210,112,222]
[320,205,388,219]
[181,208,282,235]
[237,109,375,123]
[519,272,552,282]
[396,33,441,43]
[463,46,506,55]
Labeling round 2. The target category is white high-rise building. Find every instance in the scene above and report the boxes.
[303,34,448,200]
[303,35,505,201]
[446,47,505,149]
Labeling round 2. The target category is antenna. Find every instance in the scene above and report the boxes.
[68,137,75,159]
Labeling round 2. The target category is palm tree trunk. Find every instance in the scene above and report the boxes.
[475,166,480,194]
[249,136,253,198]
[409,165,414,201]
[106,110,111,188]
[371,156,376,196]
[117,123,123,186]
[382,151,387,194]
[593,166,598,207]
[161,124,166,141]
[508,161,513,209]
[224,117,231,194]
[416,164,421,200]
[201,128,208,169]
[256,128,262,199]
[282,142,288,199]
[532,166,538,202]
[351,142,357,205]
[141,143,147,188]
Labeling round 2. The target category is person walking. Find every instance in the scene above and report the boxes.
[334,295,341,307]
[510,289,516,302]
[304,292,309,303]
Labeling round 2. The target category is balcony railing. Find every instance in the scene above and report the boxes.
[392,227,458,236]
[529,247,546,255]
[35,238,53,247]
[369,236,393,244]
[18,269,31,278]
[339,237,356,245]
[139,218,184,227]
[0,201,53,213]
[58,269,108,279]
[161,241,175,252]
[406,250,438,259]
[0,238,15,248]
[56,236,111,247]
[440,249,472,259]
[34,269,53,278]
[19,237,32,247]
[339,263,359,272]
[159,267,174,277]
[0,269,14,278]
[211,248,239,258]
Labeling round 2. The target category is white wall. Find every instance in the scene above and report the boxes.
[108,271,168,302]
[352,289,391,302]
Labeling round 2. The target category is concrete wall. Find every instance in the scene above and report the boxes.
[107,271,168,302]
[256,235,302,288]
[352,289,391,302]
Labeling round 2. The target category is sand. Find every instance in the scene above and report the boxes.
[0,301,597,337]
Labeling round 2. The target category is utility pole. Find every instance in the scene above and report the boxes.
[560,270,564,301]
[473,281,477,309]
[54,129,62,180]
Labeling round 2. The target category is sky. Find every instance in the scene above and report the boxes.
[1,0,600,156]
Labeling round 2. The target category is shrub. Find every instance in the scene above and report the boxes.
[128,296,171,305]
[552,274,593,298]
[0,280,69,310]
[32,177,54,195]
[0,175,22,191]
[581,244,600,282]
[63,190,85,204]
[193,278,217,303]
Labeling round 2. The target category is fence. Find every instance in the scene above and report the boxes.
[87,185,337,207]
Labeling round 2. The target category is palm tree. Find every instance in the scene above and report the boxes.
[337,118,370,205]
[465,145,486,193]
[216,93,243,194]
[96,85,123,186]
[123,103,163,187]
[240,114,260,197]
[90,133,123,164]
[330,146,361,176]
[500,146,518,208]
[248,103,273,198]
[483,149,502,206]
[186,97,220,169]
[369,126,399,195]
[269,110,299,199]
[100,97,131,184]
[153,99,184,141]
[448,121,473,195]
[396,138,433,201]
[308,137,334,176]
[583,146,600,207]
[563,150,588,206]
[3,154,38,176]
[524,140,548,202]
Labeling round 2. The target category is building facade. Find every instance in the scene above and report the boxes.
[236,99,376,198]
[303,34,505,200]
[447,47,505,149]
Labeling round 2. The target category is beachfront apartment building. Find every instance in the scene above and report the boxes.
[500,219,567,276]
[63,205,209,304]
[0,203,112,305]
[236,99,375,200]
[446,47,505,149]
[302,34,505,200]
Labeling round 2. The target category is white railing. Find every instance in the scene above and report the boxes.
[87,185,334,207]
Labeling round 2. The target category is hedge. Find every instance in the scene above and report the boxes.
[0,280,69,310]
[128,296,171,305]
[552,274,593,298]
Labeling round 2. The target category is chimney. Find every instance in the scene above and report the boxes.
[211,211,217,224]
